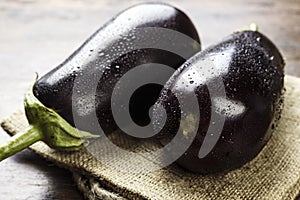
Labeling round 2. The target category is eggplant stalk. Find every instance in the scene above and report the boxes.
[0,77,99,162]
[0,126,41,161]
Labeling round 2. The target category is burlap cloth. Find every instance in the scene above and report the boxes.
[1,75,300,200]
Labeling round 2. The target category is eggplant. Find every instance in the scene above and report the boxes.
[33,3,201,134]
[152,29,284,174]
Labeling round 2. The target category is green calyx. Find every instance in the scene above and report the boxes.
[0,77,99,161]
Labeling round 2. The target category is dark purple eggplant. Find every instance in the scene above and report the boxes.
[33,3,201,134]
[152,29,284,174]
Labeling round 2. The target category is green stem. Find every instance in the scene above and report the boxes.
[249,22,259,31]
[0,126,42,161]
[235,22,259,33]
[0,79,99,162]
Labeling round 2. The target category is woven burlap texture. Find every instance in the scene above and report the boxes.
[1,75,300,200]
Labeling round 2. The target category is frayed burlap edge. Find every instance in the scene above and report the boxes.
[73,172,127,200]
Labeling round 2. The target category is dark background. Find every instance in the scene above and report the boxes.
[0,0,299,199]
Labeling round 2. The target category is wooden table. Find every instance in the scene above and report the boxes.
[0,0,299,199]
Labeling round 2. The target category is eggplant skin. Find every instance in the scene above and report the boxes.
[33,3,200,134]
[153,30,284,174]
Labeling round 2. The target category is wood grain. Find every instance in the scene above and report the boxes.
[0,0,299,199]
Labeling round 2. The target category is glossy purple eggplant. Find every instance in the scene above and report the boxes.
[153,30,284,174]
[33,3,200,134]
